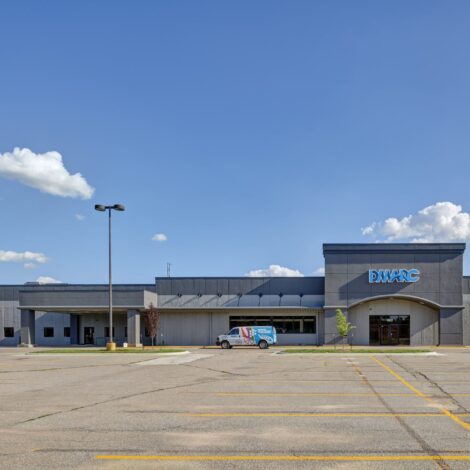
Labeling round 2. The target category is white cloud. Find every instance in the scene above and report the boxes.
[0,147,94,199]
[24,263,37,269]
[0,250,47,263]
[245,264,304,277]
[152,233,167,242]
[36,276,61,284]
[75,213,85,221]
[313,266,325,275]
[362,202,470,243]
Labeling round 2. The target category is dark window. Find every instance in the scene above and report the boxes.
[272,318,301,334]
[229,316,317,334]
[124,327,128,338]
[4,327,14,338]
[144,327,150,337]
[64,327,70,338]
[303,318,317,334]
[104,327,115,338]
[44,327,54,338]
[228,328,239,336]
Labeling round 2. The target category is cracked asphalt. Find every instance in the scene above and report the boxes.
[2,348,470,469]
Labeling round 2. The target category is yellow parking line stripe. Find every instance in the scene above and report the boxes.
[235,379,398,382]
[96,455,470,461]
[369,357,426,397]
[215,392,415,397]
[186,412,465,417]
[370,356,470,432]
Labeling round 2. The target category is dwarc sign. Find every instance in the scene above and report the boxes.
[369,269,420,284]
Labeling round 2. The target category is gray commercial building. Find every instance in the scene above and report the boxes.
[1,243,469,347]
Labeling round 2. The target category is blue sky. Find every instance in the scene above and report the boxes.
[1,0,470,284]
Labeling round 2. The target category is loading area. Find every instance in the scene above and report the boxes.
[2,347,470,468]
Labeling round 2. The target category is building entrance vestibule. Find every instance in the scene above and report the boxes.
[369,315,410,346]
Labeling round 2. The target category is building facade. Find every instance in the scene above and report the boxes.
[1,243,469,347]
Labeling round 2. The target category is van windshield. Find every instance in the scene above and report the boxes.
[228,328,239,336]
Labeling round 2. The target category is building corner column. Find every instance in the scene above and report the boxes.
[70,314,79,345]
[127,309,142,347]
[20,309,35,347]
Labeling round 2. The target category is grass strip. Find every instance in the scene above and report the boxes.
[281,349,431,354]
[31,348,185,354]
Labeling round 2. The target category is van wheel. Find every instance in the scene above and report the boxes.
[258,340,268,349]
[221,341,231,349]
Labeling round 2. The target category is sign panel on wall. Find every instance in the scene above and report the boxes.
[369,269,420,284]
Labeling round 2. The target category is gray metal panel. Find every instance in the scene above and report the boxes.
[238,295,260,307]
[217,279,229,295]
[259,295,281,307]
[301,295,325,308]
[228,279,246,295]
[35,311,71,346]
[0,286,21,301]
[463,295,470,345]
[155,277,325,296]
[223,296,242,307]
[193,279,206,296]
[280,295,301,307]
[158,311,211,346]
[19,288,155,310]
[204,279,218,295]
[440,307,463,345]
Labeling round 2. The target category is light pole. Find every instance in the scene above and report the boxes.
[94,204,125,351]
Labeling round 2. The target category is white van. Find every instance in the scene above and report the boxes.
[216,326,277,349]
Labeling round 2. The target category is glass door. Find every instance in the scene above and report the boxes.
[380,324,400,345]
[370,316,410,346]
[84,327,95,345]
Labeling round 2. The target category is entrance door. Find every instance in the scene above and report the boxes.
[380,324,399,346]
[370,316,410,345]
[84,327,95,345]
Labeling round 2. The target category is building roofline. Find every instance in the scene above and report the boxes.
[323,243,466,254]
[155,276,324,280]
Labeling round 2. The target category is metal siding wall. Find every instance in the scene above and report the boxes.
[159,311,212,346]
[0,299,20,346]
[35,312,71,346]
[463,295,470,346]
[439,308,463,345]
[211,312,230,343]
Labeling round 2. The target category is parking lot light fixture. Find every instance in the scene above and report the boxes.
[94,204,126,351]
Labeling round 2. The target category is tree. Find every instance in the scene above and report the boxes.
[143,303,160,346]
[336,308,355,350]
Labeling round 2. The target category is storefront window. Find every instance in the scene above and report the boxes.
[229,316,316,334]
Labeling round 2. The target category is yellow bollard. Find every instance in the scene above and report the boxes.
[106,342,116,351]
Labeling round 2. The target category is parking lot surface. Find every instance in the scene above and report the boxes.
[2,348,470,469]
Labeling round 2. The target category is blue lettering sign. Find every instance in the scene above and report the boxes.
[368,269,420,284]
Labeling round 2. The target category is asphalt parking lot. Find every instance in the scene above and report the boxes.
[2,348,470,469]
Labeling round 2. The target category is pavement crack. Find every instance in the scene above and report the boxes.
[12,377,223,426]
[347,358,450,470]
[388,357,470,415]
[180,363,245,377]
